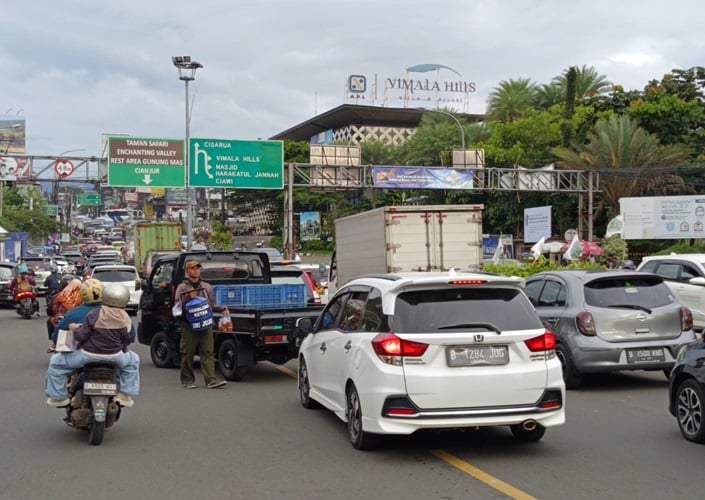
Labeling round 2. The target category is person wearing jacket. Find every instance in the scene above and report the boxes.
[173,259,228,389]
[45,282,140,408]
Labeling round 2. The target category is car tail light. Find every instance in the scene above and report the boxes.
[681,306,693,332]
[450,279,487,285]
[524,332,556,352]
[371,333,428,366]
[576,311,596,336]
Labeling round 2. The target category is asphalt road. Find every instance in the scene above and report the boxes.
[1,305,702,500]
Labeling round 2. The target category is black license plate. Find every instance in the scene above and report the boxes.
[626,348,665,364]
[446,345,509,367]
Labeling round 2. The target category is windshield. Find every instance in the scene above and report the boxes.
[92,269,136,282]
[24,260,53,271]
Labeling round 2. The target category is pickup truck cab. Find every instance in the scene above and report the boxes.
[138,251,323,381]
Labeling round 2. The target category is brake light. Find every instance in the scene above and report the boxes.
[682,306,694,332]
[450,279,487,285]
[524,332,556,352]
[371,333,428,365]
[576,311,596,336]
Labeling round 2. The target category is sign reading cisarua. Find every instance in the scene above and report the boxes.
[108,137,185,187]
[189,139,283,189]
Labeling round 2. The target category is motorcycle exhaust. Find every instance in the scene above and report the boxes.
[521,419,537,431]
[105,402,120,428]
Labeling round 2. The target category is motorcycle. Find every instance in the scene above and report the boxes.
[63,361,122,445]
[15,289,39,319]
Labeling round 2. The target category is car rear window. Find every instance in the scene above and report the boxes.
[392,287,542,333]
[92,270,137,282]
[583,276,674,309]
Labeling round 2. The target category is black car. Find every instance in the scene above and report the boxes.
[0,262,17,306]
[669,339,705,443]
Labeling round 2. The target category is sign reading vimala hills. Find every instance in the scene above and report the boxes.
[188,139,283,189]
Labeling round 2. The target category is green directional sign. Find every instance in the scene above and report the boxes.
[188,139,283,189]
[77,194,101,206]
[108,136,186,188]
[42,205,59,216]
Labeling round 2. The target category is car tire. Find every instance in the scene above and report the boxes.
[675,379,705,443]
[555,343,583,390]
[298,357,320,409]
[218,338,248,381]
[150,331,174,369]
[346,384,379,450]
[510,423,546,442]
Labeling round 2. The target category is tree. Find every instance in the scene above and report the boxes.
[486,78,538,122]
[552,65,612,100]
[552,114,692,213]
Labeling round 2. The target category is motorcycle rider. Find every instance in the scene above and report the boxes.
[45,282,140,408]
[46,275,81,353]
[10,264,39,317]
[44,264,62,298]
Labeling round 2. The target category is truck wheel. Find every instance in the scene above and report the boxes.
[218,338,248,381]
[150,331,174,369]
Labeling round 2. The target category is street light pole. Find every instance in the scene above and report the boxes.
[427,108,465,149]
[172,56,203,250]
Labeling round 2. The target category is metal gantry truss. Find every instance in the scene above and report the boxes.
[282,163,601,259]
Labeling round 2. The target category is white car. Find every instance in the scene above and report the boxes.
[297,271,566,449]
[89,264,142,314]
[637,254,705,334]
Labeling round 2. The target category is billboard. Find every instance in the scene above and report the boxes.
[300,212,321,242]
[0,118,26,154]
[620,195,705,239]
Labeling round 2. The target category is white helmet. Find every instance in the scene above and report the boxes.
[102,282,129,308]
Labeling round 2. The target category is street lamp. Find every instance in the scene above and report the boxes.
[420,108,465,149]
[172,56,203,250]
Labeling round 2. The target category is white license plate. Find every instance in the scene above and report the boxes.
[446,345,509,367]
[626,348,665,364]
[83,382,118,395]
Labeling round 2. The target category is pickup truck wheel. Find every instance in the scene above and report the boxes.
[150,331,174,369]
[218,338,248,381]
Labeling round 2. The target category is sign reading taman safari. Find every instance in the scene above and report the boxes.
[188,139,283,189]
[107,137,185,187]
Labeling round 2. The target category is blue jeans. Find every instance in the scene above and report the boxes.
[45,350,140,400]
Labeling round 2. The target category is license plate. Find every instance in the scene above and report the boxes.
[446,345,509,367]
[83,382,118,395]
[626,348,665,364]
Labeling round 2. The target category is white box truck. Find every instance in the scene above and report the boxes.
[329,204,484,293]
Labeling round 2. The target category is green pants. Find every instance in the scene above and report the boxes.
[180,322,217,385]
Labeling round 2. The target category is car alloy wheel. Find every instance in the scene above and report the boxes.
[676,379,705,443]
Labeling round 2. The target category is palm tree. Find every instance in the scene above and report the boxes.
[552,65,611,99]
[486,78,538,122]
[552,114,692,212]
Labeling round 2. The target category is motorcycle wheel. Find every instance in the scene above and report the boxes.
[88,421,105,446]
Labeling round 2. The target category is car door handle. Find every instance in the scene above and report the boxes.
[319,343,327,353]
[344,340,352,351]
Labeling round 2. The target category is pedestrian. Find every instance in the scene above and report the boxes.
[45,282,140,408]
[173,259,228,389]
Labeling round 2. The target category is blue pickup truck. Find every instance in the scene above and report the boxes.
[137,251,323,381]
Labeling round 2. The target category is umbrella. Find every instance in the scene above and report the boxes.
[559,240,604,257]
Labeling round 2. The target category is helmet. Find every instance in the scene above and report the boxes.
[102,282,129,308]
[621,259,636,270]
[50,264,58,273]
[18,264,28,274]
[60,274,75,290]
[80,278,103,305]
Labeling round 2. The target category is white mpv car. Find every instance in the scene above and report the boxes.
[297,271,566,449]
[89,264,142,314]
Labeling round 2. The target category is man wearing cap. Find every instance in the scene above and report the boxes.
[174,259,228,389]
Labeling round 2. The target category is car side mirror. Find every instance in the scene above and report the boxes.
[297,317,313,334]
[141,279,151,293]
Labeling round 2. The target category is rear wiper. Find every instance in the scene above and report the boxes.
[437,323,501,334]
[607,304,653,314]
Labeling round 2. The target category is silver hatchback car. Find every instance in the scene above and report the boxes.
[525,270,696,389]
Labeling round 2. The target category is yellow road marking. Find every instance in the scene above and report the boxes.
[279,363,535,499]
[430,449,536,500]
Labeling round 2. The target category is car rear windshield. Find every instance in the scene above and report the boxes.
[92,270,136,282]
[583,276,674,309]
[392,287,542,333]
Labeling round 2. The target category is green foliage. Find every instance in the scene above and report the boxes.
[601,235,629,260]
[208,228,233,250]
[486,78,538,122]
[483,257,603,279]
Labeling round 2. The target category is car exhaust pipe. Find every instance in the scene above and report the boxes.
[522,419,537,431]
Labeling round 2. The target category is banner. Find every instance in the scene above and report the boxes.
[563,234,583,262]
[372,167,474,189]
[530,236,546,260]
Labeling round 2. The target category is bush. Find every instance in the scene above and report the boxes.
[483,258,604,278]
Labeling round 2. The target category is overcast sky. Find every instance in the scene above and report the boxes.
[3,0,704,161]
